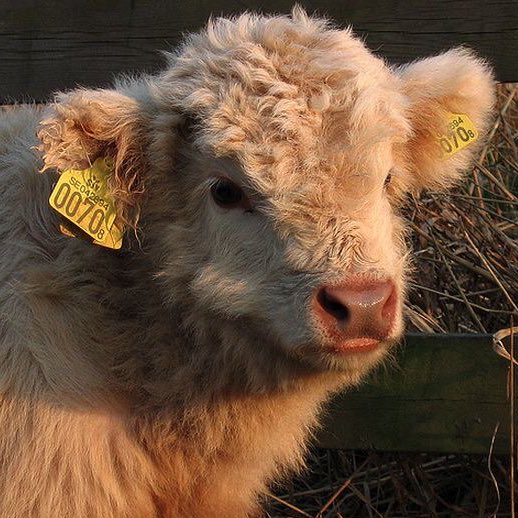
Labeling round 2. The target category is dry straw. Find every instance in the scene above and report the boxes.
[406,84,517,335]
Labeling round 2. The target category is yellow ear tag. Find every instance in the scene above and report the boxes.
[49,158,124,249]
[436,112,478,159]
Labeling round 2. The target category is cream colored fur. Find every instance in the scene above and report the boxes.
[0,9,494,518]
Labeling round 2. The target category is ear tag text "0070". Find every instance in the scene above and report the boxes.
[49,158,124,249]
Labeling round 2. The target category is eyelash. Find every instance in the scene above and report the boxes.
[384,170,393,188]
[209,170,393,212]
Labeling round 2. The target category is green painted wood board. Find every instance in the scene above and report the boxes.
[318,334,517,454]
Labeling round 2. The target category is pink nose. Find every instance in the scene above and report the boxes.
[314,279,397,344]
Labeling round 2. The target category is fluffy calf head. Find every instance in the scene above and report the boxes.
[38,9,494,387]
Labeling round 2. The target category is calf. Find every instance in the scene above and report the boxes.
[0,8,494,518]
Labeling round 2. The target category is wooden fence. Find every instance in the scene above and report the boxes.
[1,0,516,454]
[2,0,518,103]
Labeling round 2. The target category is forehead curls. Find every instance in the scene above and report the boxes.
[151,9,410,176]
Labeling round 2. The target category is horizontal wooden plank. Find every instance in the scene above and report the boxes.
[1,0,517,103]
[318,333,517,454]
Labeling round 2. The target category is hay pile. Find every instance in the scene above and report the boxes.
[266,449,513,517]
[268,84,517,517]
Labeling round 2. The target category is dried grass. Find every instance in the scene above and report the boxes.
[406,83,517,334]
[268,84,518,517]
[266,449,514,517]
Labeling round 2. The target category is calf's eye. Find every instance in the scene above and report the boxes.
[211,178,245,208]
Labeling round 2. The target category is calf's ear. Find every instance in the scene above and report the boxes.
[38,89,146,227]
[398,49,495,192]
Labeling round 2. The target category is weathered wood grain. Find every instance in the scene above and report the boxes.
[1,0,517,103]
[318,334,517,454]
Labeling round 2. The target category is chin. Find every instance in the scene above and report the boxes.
[327,337,399,374]
[287,326,403,378]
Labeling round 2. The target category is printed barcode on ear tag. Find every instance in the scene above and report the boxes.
[49,158,124,249]
[436,113,479,159]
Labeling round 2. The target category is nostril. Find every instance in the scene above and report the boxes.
[317,288,350,322]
